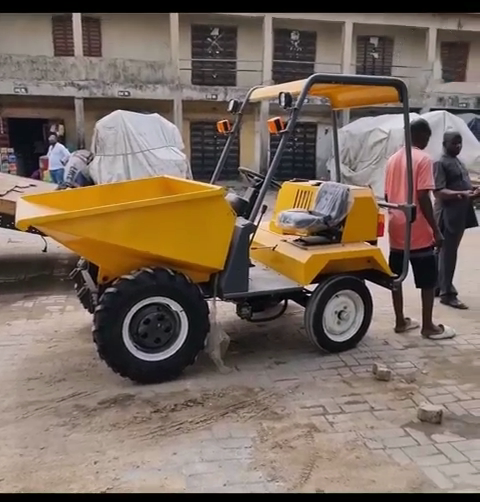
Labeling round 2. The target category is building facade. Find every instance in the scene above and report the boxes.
[1,12,480,179]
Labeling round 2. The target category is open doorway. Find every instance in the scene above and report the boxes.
[7,118,49,177]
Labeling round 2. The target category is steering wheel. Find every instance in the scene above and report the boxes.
[238,166,282,190]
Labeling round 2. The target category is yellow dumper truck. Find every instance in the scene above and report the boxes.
[16,73,416,384]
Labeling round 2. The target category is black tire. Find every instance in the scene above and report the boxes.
[304,275,373,353]
[93,267,210,384]
[72,258,98,314]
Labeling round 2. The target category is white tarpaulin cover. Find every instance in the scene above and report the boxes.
[88,110,192,184]
[324,110,480,197]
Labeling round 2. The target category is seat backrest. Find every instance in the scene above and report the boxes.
[311,181,351,227]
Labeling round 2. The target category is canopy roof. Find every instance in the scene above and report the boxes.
[248,79,401,110]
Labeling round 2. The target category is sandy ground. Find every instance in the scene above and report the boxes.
[1,199,480,492]
[0,291,437,493]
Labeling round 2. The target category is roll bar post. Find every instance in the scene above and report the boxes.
[247,73,414,289]
[209,86,262,185]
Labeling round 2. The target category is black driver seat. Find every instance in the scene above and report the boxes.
[276,181,351,235]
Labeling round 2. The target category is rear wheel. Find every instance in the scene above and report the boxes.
[305,275,373,353]
[93,267,209,384]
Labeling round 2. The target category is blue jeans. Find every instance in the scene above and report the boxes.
[50,168,65,184]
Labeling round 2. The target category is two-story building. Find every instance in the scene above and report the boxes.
[1,12,480,180]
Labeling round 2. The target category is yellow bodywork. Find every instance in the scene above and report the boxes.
[15,176,393,289]
[248,79,400,109]
[15,176,236,284]
[250,181,393,286]
[15,77,400,291]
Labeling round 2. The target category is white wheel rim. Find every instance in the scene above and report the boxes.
[122,296,189,362]
[322,290,365,343]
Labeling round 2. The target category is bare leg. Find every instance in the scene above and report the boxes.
[421,288,443,336]
[390,251,420,334]
[392,286,406,331]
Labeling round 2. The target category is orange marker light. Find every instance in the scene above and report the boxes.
[267,117,286,135]
[216,120,232,135]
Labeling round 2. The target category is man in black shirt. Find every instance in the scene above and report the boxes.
[433,131,480,309]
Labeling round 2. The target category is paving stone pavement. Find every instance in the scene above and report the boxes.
[2,203,480,492]
[0,228,76,284]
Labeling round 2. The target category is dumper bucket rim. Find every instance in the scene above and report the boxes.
[16,176,228,231]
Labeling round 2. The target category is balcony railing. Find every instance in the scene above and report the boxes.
[180,58,342,89]
[272,60,342,84]
[0,53,431,105]
[0,54,175,91]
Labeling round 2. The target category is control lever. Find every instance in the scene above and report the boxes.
[249,203,268,248]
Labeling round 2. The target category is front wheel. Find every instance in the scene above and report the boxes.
[304,275,373,353]
[93,267,210,384]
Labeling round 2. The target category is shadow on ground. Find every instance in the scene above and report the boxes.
[0,251,77,294]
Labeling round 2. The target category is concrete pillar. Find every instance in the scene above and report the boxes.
[420,27,438,112]
[74,97,85,149]
[426,27,440,80]
[72,13,83,57]
[172,96,183,133]
[169,13,183,131]
[257,14,273,173]
[262,14,273,84]
[340,20,353,126]
[426,26,438,65]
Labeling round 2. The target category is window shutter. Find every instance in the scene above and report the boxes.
[272,29,316,84]
[440,41,469,83]
[82,16,102,57]
[52,14,74,57]
[52,15,102,57]
[190,25,238,86]
[356,36,394,76]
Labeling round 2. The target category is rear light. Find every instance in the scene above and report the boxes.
[377,212,385,237]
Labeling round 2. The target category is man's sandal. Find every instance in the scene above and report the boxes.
[422,324,456,340]
[394,317,420,334]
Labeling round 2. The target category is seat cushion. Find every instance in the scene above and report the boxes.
[311,181,351,223]
[277,209,330,233]
[276,181,351,233]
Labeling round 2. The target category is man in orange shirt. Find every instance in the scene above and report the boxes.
[384,119,456,340]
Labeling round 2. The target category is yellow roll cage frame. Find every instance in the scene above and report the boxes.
[209,73,415,287]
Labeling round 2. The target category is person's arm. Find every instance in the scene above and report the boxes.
[433,159,471,200]
[471,187,480,199]
[60,144,71,165]
[416,157,442,242]
[469,175,480,199]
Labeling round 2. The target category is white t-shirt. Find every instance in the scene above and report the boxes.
[47,142,70,171]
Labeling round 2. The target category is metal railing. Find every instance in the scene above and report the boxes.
[272,60,342,84]
[179,58,263,88]
[180,58,342,88]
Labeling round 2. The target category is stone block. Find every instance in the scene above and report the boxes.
[417,403,443,424]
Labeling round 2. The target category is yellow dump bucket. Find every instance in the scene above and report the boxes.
[16,176,236,283]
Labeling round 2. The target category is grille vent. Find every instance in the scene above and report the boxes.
[292,189,313,209]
